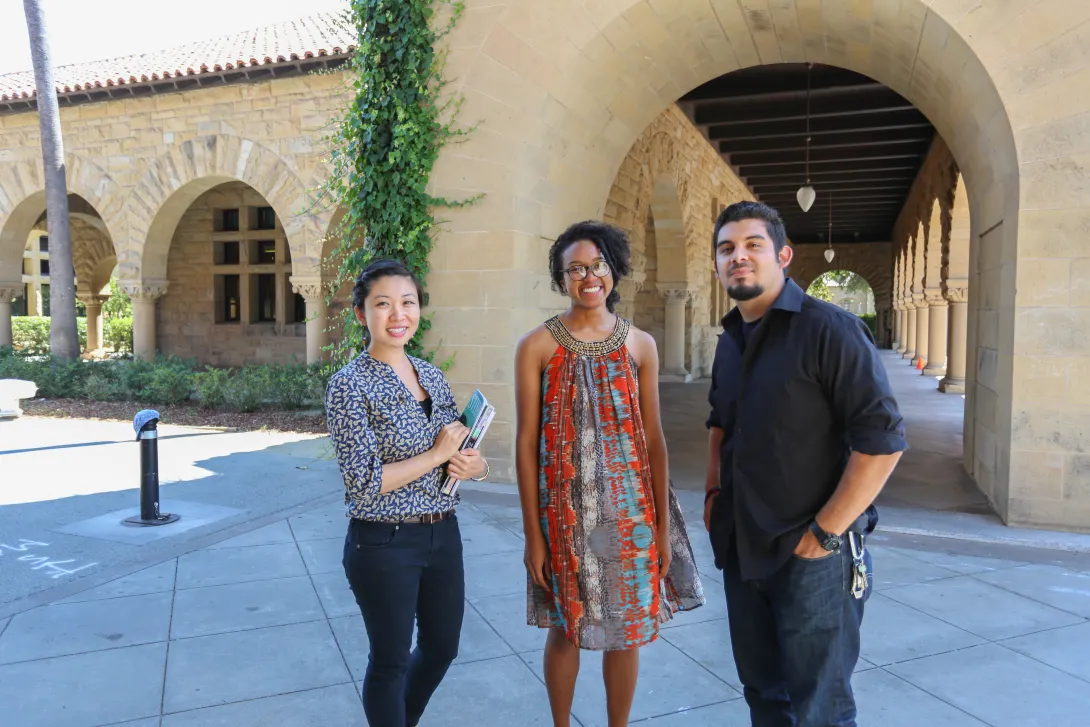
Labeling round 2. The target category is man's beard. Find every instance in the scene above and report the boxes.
[728,282,764,302]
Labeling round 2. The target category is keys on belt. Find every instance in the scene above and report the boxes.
[847,531,869,600]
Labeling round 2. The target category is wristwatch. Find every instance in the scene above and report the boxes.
[808,520,841,554]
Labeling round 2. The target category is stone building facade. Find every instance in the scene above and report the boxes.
[2,3,1090,533]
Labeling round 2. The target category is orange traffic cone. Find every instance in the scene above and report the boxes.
[916,357,926,370]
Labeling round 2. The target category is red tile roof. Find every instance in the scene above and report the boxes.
[0,12,355,102]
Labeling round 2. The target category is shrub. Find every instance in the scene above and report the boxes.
[225,366,267,412]
[859,313,878,338]
[193,367,232,409]
[143,361,195,405]
[82,366,124,401]
[104,317,133,353]
[266,363,318,410]
[1,350,322,413]
[12,316,88,354]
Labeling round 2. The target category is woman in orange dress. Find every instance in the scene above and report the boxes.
[514,220,704,727]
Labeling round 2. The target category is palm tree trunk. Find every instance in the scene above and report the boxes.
[23,0,78,360]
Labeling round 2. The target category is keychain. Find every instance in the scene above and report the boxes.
[848,531,869,600]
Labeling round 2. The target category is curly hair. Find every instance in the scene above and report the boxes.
[548,220,632,313]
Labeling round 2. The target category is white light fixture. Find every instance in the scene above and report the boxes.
[797,186,816,213]
[824,190,836,263]
[797,63,815,212]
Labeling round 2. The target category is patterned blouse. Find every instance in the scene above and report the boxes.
[325,350,462,520]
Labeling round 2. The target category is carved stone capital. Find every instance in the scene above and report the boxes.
[923,289,947,307]
[121,281,169,301]
[944,286,969,304]
[290,277,325,302]
[77,294,110,308]
[0,286,22,301]
[659,287,692,303]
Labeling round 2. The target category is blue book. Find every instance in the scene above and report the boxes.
[440,389,496,496]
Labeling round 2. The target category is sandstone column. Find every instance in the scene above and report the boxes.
[940,287,968,393]
[0,286,18,349]
[124,283,168,363]
[912,294,929,367]
[291,278,329,365]
[80,295,108,354]
[902,305,917,359]
[923,292,948,377]
[660,287,691,381]
[893,305,903,350]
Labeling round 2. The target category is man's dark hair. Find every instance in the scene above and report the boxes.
[352,257,424,310]
[713,201,788,254]
[548,220,632,313]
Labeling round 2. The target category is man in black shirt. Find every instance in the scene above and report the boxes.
[704,201,907,727]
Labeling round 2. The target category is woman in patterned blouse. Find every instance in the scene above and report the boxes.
[325,258,488,727]
[514,222,705,727]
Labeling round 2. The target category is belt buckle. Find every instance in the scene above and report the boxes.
[422,512,441,525]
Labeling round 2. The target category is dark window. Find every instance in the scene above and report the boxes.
[39,236,49,252]
[293,292,307,324]
[256,241,276,265]
[255,206,276,231]
[215,241,240,265]
[256,274,276,322]
[216,209,240,232]
[40,259,50,276]
[221,275,240,323]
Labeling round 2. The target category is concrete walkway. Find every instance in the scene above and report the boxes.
[1,484,1089,726]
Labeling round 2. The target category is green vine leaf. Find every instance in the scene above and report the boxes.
[317,0,476,367]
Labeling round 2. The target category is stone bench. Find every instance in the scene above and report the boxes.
[0,379,37,419]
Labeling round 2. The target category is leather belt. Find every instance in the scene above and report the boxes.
[372,510,455,525]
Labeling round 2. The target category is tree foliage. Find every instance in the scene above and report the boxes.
[807,270,872,302]
[320,1,476,363]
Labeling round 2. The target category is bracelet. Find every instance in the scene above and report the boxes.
[704,487,721,504]
[470,458,490,482]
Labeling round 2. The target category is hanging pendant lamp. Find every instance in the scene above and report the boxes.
[797,63,815,212]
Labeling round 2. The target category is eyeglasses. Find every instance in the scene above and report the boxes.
[561,261,611,281]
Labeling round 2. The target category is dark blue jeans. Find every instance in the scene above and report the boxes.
[722,539,873,727]
[342,515,465,727]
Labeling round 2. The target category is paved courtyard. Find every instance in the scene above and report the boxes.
[1,484,1089,726]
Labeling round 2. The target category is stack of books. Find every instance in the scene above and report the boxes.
[440,389,496,496]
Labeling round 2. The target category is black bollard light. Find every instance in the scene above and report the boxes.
[123,409,180,527]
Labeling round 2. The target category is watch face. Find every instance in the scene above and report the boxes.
[825,537,841,553]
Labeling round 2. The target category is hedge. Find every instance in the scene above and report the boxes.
[0,348,333,412]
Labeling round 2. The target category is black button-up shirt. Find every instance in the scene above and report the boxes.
[706,278,908,581]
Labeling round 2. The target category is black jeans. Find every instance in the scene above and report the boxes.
[722,538,873,727]
[342,515,465,727]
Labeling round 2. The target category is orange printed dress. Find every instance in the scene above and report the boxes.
[528,315,704,650]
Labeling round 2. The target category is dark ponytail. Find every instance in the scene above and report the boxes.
[352,258,424,311]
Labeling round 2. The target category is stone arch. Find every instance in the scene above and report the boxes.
[789,246,890,307]
[602,114,756,377]
[125,135,327,283]
[71,217,117,296]
[0,156,125,285]
[922,199,944,295]
[942,174,970,301]
[438,0,1090,525]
